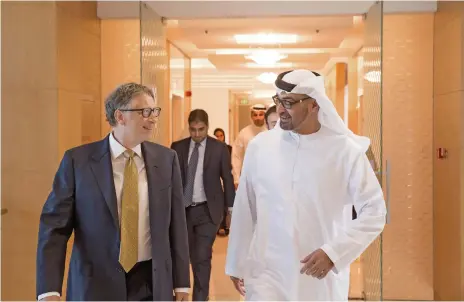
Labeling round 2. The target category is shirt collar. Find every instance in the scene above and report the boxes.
[109,132,142,159]
[190,137,207,148]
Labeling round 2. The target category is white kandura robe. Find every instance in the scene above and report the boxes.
[225,125,386,301]
[231,123,267,184]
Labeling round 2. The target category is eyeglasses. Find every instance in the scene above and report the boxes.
[272,95,312,109]
[119,107,161,118]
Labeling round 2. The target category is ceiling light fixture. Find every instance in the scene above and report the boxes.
[245,49,287,65]
[257,72,277,84]
[234,33,298,45]
[215,48,325,55]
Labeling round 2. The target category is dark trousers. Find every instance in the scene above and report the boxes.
[186,203,219,301]
[126,260,153,301]
[219,212,228,230]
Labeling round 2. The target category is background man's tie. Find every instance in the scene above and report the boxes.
[119,150,139,272]
[184,142,200,207]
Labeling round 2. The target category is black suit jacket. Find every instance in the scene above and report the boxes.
[36,135,190,301]
[170,136,235,225]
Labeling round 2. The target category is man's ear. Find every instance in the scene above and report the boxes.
[114,109,125,126]
[311,100,320,112]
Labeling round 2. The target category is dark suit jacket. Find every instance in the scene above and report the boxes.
[36,135,190,301]
[170,136,235,225]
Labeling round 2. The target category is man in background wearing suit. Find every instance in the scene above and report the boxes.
[171,109,235,301]
[36,83,190,301]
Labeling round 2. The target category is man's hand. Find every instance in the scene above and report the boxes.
[39,296,60,301]
[175,292,189,301]
[230,276,246,296]
[234,183,239,190]
[300,248,334,279]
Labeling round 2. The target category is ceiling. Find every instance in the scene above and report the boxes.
[97,1,437,19]
[146,1,437,19]
[167,15,364,93]
[97,1,437,98]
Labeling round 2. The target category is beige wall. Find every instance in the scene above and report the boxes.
[191,87,230,140]
[57,2,102,156]
[1,2,101,300]
[347,55,359,133]
[100,19,141,137]
[433,1,464,300]
[325,62,347,119]
[1,3,58,300]
[382,13,434,300]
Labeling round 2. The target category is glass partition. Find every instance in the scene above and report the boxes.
[359,1,384,300]
[169,43,186,141]
[140,1,169,146]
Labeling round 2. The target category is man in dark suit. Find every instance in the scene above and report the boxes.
[171,109,235,301]
[36,83,190,301]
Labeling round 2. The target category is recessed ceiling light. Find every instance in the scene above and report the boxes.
[234,33,298,45]
[257,72,277,84]
[245,49,287,65]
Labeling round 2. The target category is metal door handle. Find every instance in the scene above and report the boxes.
[385,160,390,224]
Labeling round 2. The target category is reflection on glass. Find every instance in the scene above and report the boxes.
[170,43,186,141]
[140,1,168,145]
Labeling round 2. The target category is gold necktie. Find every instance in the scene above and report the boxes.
[119,150,139,272]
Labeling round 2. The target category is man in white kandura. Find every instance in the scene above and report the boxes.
[225,69,386,301]
[231,104,267,189]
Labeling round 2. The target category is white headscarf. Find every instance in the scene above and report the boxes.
[251,103,267,111]
[274,69,370,152]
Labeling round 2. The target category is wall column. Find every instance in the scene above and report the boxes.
[433,1,464,300]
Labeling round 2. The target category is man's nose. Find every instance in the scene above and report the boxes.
[147,113,156,122]
[277,104,286,114]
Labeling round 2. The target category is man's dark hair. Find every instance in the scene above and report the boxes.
[188,109,209,126]
[265,105,277,125]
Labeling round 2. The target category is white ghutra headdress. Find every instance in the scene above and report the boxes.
[274,69,370,152]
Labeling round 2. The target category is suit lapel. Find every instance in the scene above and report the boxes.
[203,136,213,171]
[90,135,119,230]
[181,139,190,180]
[142,142,161,210]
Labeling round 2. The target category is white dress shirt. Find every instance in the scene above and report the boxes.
[188,138,233,212]
[38,134,188,300]
[188,138,207,204]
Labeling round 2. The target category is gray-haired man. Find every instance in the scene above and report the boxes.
[36,83,191,301]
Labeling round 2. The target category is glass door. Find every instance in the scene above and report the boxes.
[360,1,384,301]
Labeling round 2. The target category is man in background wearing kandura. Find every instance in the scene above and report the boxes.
[231,103,267,189]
